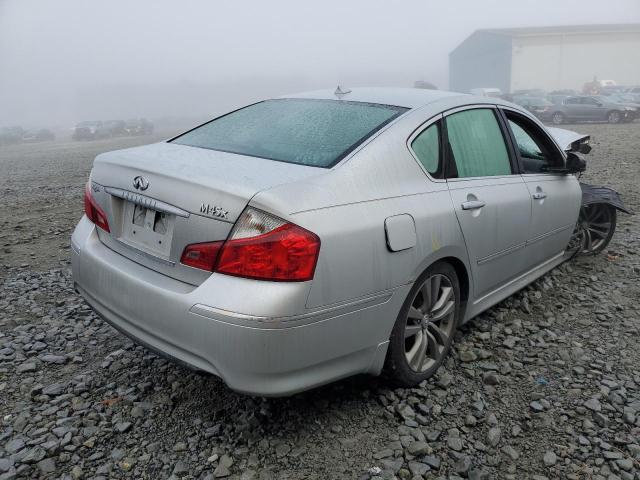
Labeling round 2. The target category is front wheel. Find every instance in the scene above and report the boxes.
[579,204,617,255]
[385,262,461,386]
[551,112,565,125]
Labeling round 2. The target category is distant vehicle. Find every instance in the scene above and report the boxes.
[22,128,55,143]
[600,85,628,96]
[73,121,107,140]
[549,89,578,96]
[591,95,638,121]
[512,96,553,121]
[599,79,617,87]
[414,80,438,90]
[0,126,25,146]
[548,95,636,125]
[624,86,640,103]
[469,87,502,97]
[103,120,127,137]
[124,118,154,136]
[512,89,546,97]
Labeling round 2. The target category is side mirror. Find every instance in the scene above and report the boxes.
[566,152,586,173]
[569,139,592,154]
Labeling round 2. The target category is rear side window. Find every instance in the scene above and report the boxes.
[445,109,512,178]
[171,99,407,168]
[411,122,441,177]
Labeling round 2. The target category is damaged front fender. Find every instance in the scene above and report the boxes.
[580,183,634,215]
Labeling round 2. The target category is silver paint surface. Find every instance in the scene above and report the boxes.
[71,88,583,395]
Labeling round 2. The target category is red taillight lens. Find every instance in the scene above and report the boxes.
[180,241,223,271]
[217,223,320,281]
[180,208,320,281]
[84,182,110,232]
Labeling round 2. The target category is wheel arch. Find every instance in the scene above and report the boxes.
[409,247,472,320]
[606,109,621,121]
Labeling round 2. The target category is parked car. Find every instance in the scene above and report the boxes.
[548,95,636,124]
[103,120,127,137]
[624,86,640,103]
[124,118,154,136]
[512,96,554,121]
[469,87,502,97]
[22,128,55,142]
[600,85,628,96]
[72,87,622,396]
[549,89,577,96]
[73,121,106,140]
[0,126,25,146]
[595,94,639,120]
[414,80,438,90]
[512,89,546,97]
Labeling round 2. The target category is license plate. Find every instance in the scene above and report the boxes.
[121,201,175,258]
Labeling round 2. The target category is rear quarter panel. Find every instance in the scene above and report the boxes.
[250,98,472,314]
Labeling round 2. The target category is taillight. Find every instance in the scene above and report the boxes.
[180,208,320,281]
[180,241,223,271]
[84,182,110,232]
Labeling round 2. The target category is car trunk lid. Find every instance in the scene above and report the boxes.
[89,141,325,285]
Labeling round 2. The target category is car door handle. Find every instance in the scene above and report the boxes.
[532,192,547,200]
[461,200,486,210]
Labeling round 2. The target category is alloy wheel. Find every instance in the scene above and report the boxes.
[552,112,564,125]
[608,111,621,124]
[403,274,456,372]
[579,204,615,254]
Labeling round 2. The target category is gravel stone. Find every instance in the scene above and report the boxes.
[36,458,56,474]
[542,451,556,466]
[1,125,638,478]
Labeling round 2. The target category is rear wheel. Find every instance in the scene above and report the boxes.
[551,112,565,125]
[607,110,622,124]
[385,262,460,386]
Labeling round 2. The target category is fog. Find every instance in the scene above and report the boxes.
[1,0,638,129]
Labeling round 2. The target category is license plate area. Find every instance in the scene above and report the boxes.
[121,201,175,258]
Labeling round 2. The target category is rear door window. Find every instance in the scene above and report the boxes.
[171,99,407,168]
[444,109,512,178]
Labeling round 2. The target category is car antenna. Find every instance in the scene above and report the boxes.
[334,85,352,98]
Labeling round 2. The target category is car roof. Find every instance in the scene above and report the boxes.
[280,87,465,109]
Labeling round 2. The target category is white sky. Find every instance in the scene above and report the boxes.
[1,0,639,126]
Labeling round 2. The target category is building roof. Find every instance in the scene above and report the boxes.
[451,24,640,57]
[480,23,640,37]
[281,87,463,109]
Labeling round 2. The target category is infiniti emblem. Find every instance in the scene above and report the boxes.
[133,175,149,191]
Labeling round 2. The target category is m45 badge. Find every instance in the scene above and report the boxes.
[200,203,229,220]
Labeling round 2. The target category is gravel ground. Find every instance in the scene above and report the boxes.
[0,123,639,480]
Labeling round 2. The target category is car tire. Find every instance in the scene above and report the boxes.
[385,261,461,387]
[551,112,565,125]
[579,204,617,255]
[607,111,621,124]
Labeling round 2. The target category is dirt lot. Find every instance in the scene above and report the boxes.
[0,123,639,479]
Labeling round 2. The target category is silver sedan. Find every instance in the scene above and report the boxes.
[71,87,584,396]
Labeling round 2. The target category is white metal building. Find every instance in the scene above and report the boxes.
[449,24,640,94]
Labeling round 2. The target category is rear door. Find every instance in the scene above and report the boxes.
[563,97,583,119]
[500,108,582,269]
[580,97,606,121]
[444,106,531,299]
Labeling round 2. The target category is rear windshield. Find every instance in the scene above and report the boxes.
[170,98,407,168]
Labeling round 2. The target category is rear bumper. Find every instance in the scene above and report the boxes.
[71,216,403,396]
